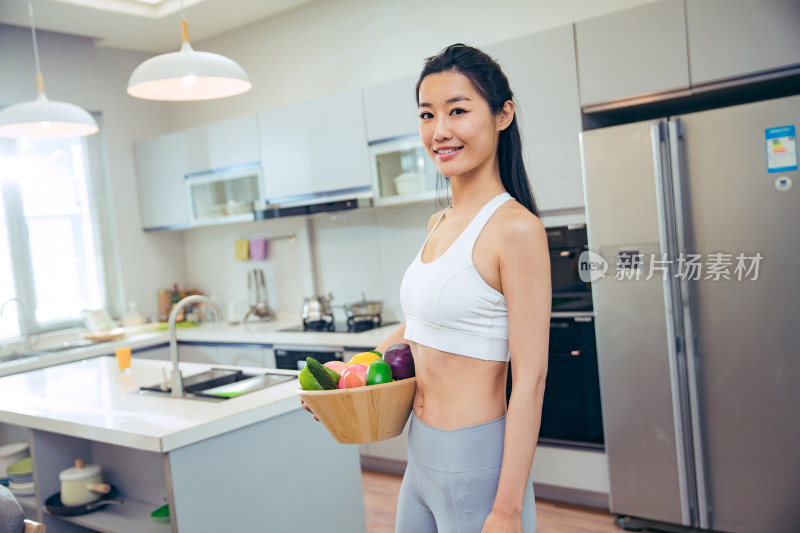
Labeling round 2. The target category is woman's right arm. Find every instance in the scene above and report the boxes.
[375,324,407,353]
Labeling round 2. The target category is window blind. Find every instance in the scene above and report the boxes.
[0,113,123,341]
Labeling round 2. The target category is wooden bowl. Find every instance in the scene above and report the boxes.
[298,377,416,444]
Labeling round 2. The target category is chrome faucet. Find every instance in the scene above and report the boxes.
[1,298,32,353]
[169,295,223,398]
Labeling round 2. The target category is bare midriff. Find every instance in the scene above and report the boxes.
[410,341,509,430]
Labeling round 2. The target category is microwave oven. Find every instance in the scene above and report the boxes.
[547,224,593,312]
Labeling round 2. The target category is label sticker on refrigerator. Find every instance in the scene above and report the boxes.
[765,125,797,173]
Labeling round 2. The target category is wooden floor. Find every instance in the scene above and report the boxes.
[361,468,642,533]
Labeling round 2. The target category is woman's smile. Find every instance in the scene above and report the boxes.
[433,145,463,160]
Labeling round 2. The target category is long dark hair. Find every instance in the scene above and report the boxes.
[416,43,539,216]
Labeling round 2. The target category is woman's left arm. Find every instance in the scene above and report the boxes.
[483,211,551,533]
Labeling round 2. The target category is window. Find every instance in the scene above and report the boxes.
[0,122,122,342]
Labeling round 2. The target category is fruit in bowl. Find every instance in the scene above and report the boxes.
[339,363,367,389]
[298,348,417,444]
[298,376,417,444]
[324,360,347,374]
[348,351,382,367]
[383,343,415,380]
[366,359,393,386]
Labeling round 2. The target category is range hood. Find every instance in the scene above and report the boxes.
[255,186,373,219]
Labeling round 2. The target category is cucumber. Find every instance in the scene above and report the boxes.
[306,357,339,390]
[324,366,341,383]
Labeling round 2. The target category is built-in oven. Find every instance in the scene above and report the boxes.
[274,345,345,371]
[273,344,376,371]
[547,224,593,312]
[505,224,603,449]
[506,314,603,449]
[539,314,603,448]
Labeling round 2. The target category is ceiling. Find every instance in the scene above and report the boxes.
[0,0,318,53]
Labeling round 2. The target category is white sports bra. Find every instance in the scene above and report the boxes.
[400,192,513,362]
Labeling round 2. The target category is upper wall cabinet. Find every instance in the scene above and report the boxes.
[185,114,261,174]
[258,89,371,204]
[362,75,419,142]
[485,25,585,212]
[575,0,690,107]
[134,132,190,230]
[685,0,800,85]
[257,102,314,201]
[305,89,371,194]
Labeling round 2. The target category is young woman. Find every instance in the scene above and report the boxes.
[305,44,550,532]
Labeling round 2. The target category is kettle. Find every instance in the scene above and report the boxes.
[302,293,334,321]
[59,459,111,507]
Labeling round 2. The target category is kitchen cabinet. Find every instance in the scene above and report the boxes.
[132,344,171,361]
[362,75,419,142]
[258,89,371,205]
[575,0,690,107]
[685,0,800,85]
[133,132,190,230]
[257,102,313,202]
[305,89,371,195]
[184,114,260,174]
[485,25,586,212]
[362,76,435,207]
[359,418,409,475]
[184,163,262,226]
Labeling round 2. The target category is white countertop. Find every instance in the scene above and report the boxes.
[0,356,303,453]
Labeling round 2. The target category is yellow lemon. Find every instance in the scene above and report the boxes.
[347,352,382,367]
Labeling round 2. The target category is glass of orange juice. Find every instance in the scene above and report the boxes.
[115,347,132,372]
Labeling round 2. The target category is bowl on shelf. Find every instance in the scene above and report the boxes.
[393,172,424,196]
[298,377,416,444]
[226,200,252,215]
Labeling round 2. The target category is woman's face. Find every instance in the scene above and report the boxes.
[418,71,509,180]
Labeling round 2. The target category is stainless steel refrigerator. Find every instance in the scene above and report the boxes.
[580,94,800,533]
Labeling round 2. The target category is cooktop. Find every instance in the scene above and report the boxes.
[279,320,398,334]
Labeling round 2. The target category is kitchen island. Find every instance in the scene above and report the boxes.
[0,356,366,533]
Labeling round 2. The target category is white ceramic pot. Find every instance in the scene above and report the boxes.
[59,459,109,507]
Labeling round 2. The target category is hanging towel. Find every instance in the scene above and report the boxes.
[249,238,269,261]
[235,239,250,261]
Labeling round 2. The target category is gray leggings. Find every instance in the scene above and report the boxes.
[395,412,537,533]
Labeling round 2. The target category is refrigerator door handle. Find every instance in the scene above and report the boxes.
[650,121,698,527]
[668,119,711,529]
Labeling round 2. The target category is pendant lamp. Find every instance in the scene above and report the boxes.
[127,2,251,101]
[0,0,99,138]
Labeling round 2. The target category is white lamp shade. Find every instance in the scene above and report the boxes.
[128,42,252,101]
[0,93,99,138]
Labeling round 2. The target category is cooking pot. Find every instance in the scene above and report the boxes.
[59,459,111,507]
[343,293,383,318]
[302,293,334,321]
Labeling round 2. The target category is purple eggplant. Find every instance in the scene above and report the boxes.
[383,343,415,380]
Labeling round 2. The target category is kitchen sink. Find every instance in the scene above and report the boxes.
[139,368,296,402]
